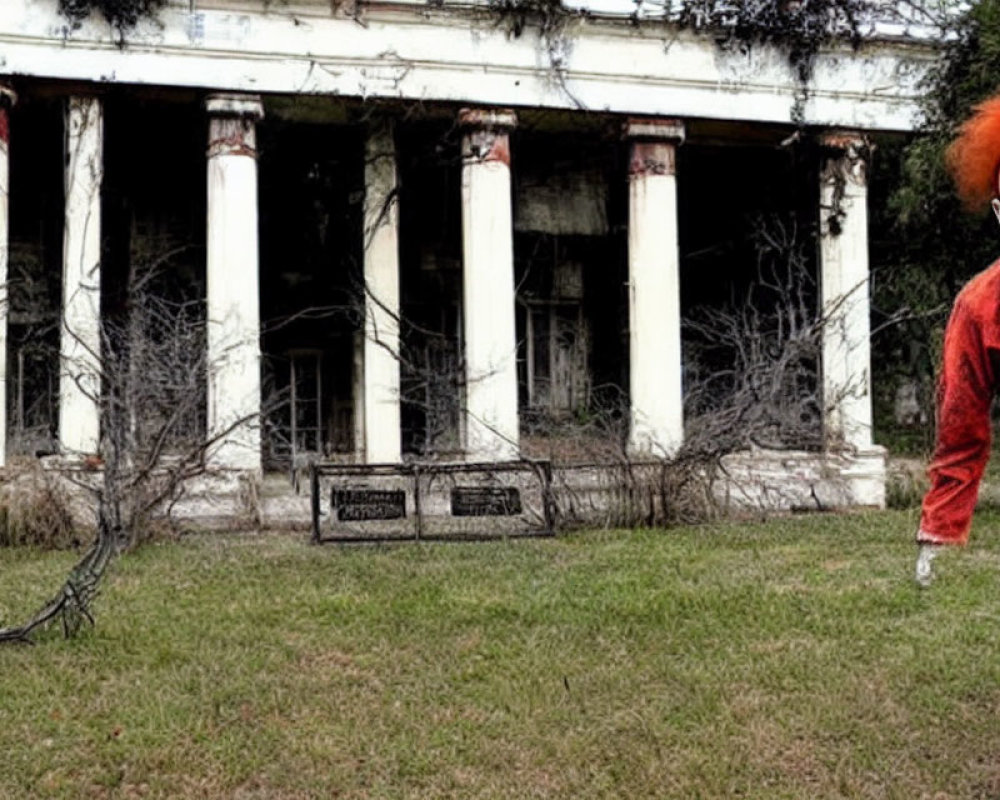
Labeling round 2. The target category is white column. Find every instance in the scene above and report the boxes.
[625,118,685,458]
[819,133,874,452]
[0,85,15,467]
[360,119,402,463]
[459,108,519,462]
[60,95,103,456]
[205,93,263,472]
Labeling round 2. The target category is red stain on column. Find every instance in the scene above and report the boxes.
[629,142,674,177]
[484,134,510,166]
[207,118,257,159]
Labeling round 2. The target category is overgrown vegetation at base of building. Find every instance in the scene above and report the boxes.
[0,459,78,549]
[521,213,844,526]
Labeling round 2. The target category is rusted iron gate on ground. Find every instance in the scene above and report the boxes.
[310,460,556,543]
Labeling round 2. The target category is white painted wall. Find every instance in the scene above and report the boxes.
[0,0,932,131]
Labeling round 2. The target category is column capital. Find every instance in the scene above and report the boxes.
[628,140,677,178]
[820,131,873,188]
[460,109,515,166]
[818,129,869,151]
[365,113,395,131]
[205,93,264,121]
[207,96,262,160]
[0,84,16,110]
[364,115,396,148]
[623,117,685,144]
[458,107,517,132]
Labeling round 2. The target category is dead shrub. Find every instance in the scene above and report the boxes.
[0,458,80,549]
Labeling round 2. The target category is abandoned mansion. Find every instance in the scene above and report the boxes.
[0,0,938,511]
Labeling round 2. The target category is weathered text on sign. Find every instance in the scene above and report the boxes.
[450,487,522,517]
[332,489,407,521]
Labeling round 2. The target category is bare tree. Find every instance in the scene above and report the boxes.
[675,214,869,517]
[683,215,825,456]
[519,214,867,528]
[0,249,262,643]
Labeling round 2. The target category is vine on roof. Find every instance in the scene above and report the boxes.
[673,0,867,81]
[489,0,924,125]
[58,0,165,34]
[673,0,870,124]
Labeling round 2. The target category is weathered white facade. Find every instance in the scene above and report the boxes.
[0,0,937,510]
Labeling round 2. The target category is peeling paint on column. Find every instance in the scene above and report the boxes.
[819,130,876,458]
[625,118,684,177]
[462,129,510,166]
[624,118,685,458]
[459,107,515,166]
[821,132,870,188]
[0,84,12,177]
[457,108,517,128]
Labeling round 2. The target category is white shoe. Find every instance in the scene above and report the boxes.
[915,544,939,588]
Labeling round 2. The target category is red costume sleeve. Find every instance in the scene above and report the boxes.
[919,265,1000,545]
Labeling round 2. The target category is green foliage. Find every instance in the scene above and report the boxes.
[888,0,1000,270]
[58,0,165,33]
[872,0,1000,443]
[889,0,1000,246]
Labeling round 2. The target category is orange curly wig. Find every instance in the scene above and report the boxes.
[947,96,1000,211]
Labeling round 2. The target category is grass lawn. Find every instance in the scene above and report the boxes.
[2,507,1000,798]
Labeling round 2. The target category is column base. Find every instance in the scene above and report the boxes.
[713,446,887,512]
[32,456,264,531]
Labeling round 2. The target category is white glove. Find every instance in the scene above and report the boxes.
[915,543,940,588]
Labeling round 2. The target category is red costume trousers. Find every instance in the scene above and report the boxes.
[920,259,1000,545]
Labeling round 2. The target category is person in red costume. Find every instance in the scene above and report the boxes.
[916,96,1000,586]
